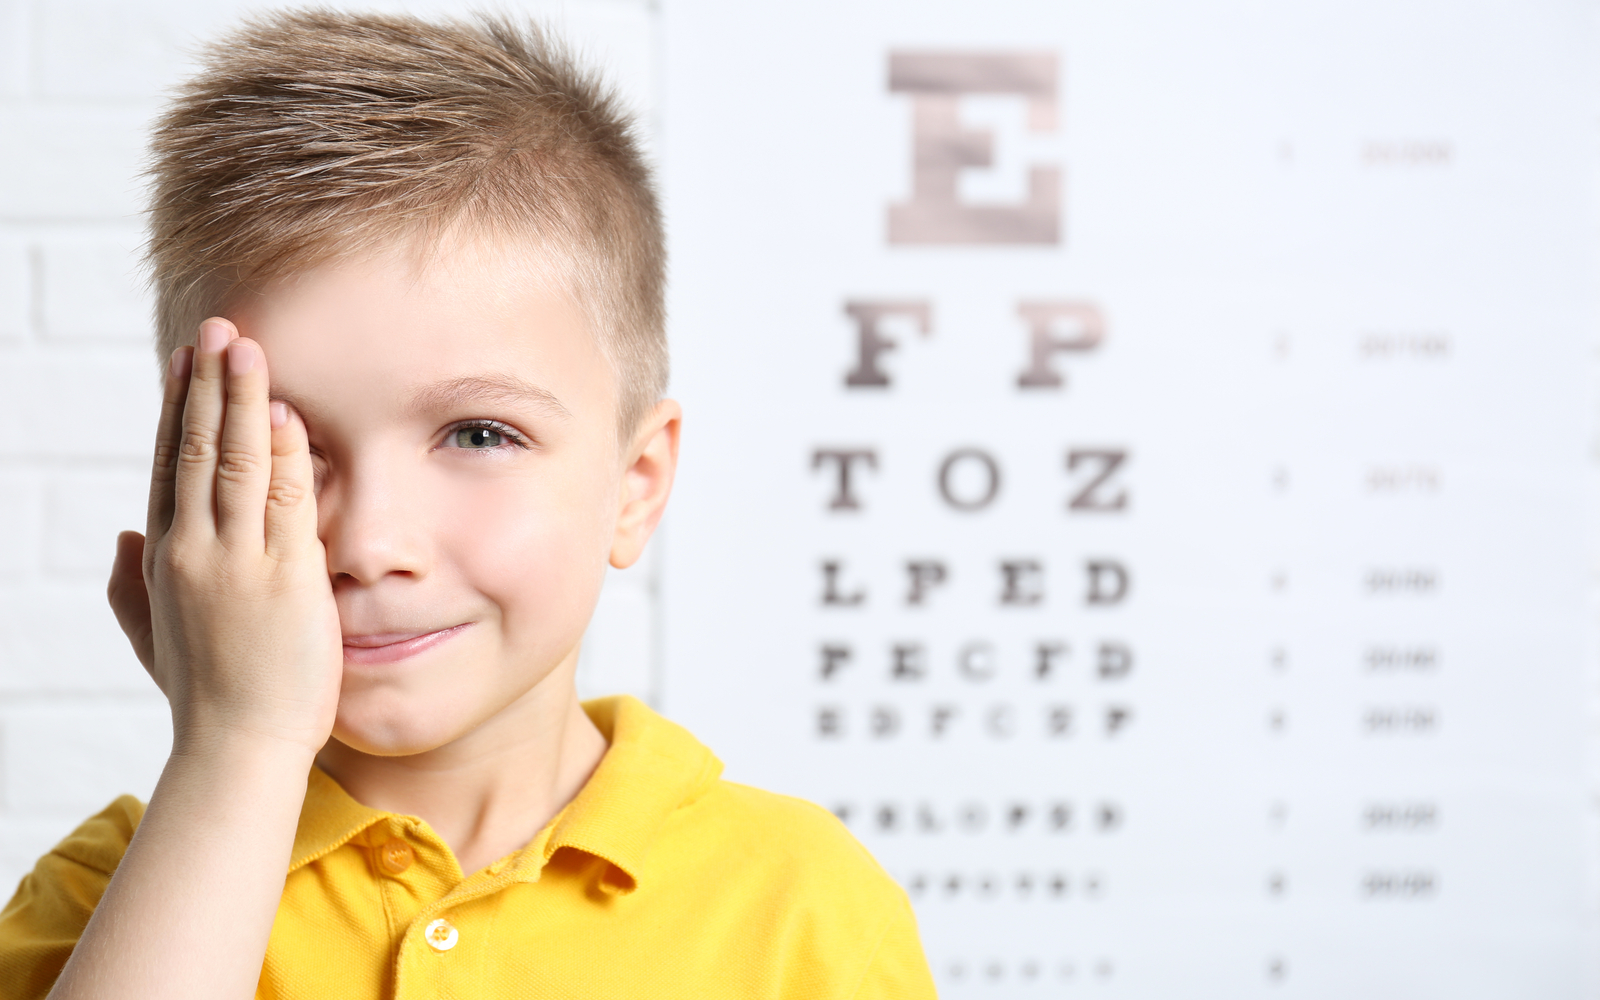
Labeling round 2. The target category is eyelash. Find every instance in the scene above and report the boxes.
[441,419,533,451]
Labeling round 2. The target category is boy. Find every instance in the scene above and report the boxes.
[0,11,935,999]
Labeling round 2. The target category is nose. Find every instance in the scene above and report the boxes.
[318,460,432,588]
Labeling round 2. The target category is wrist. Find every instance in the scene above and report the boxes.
[169,692,333,760]
[169,721,322,774]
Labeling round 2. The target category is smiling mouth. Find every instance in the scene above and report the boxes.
[342,623,474,665]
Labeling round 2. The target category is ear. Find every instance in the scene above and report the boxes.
[610,399,682,569]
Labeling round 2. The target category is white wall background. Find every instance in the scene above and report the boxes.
[0,0,662,894]
[7,4,1600,994]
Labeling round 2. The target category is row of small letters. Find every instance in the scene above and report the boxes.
[810,447,1127,513]
[833,799,1123,835]
[816,702,1132,739]
[904,870,1105,901]
[940,957,1115,985]
[820,558,1129,608]
[817,640,1132,682]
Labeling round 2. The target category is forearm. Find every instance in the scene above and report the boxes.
[47,737,315,1000]
[59,322,339,997]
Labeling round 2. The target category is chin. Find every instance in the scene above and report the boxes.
[331,691,473,757]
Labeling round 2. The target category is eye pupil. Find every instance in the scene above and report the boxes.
[457,427,503,448]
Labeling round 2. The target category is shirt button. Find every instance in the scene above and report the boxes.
[424,918,459,952]
[377,838,415,875]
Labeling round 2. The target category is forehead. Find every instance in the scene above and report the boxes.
[233,239,612,423]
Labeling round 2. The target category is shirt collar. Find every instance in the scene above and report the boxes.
[288,767,385,873]
[287,695,723,896]
[540,695,723,894]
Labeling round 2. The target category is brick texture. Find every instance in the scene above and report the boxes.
[0,241,26,342]
[0,1,26,100]
[39,233,152,343]
[0,0,660,896]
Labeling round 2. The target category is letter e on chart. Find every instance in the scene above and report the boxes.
[887,51,1060,244]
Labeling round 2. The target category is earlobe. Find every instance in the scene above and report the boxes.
[610,400,681,569]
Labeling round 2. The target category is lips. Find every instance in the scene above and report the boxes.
[342,623,474,665]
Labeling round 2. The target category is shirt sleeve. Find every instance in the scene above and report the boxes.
[848,896,938,1000]
[0,796,143,1000]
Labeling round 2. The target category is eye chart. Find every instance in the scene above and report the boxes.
[656,1,1597,995]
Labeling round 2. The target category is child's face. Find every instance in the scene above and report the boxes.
[232,240,653,756]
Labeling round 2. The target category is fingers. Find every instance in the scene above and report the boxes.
[164,315,306,557]
[107,530,157,678]
[171,318,238,539]
[214,335,273,545]
[145,345,193,544]
[264,402,319,560]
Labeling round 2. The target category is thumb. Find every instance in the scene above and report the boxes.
[107,530,158,682]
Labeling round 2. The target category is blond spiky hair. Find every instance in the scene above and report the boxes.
[145,9,666,438]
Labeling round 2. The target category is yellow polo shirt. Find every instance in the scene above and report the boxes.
[0,696,935,999]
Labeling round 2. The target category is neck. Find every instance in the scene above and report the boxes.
[314,654,609,878]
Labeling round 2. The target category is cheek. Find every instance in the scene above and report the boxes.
[437,466,614,638]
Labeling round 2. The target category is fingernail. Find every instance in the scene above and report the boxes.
[227,340,256,375]
[270,400,288,429]
[168,346,193,380]
[199,319,233,353]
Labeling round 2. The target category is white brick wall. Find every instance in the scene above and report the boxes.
[38,235,151,344]
[0,0,661,895]
[0,242,27,343]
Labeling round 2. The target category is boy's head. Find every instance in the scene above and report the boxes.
[147,10,665,441]
[141,12,679,757]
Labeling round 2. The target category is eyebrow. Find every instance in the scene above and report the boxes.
[406,373,572,420]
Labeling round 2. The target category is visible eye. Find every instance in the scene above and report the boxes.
[439,420,530,452]
[456,426,503,449]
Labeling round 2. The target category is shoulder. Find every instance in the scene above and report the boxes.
[701,781,865,854]
[2,795,144,910]
[0,797,146,998]
[664,782,934,996]
[46,795,145,874]
[687,779,903,901]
